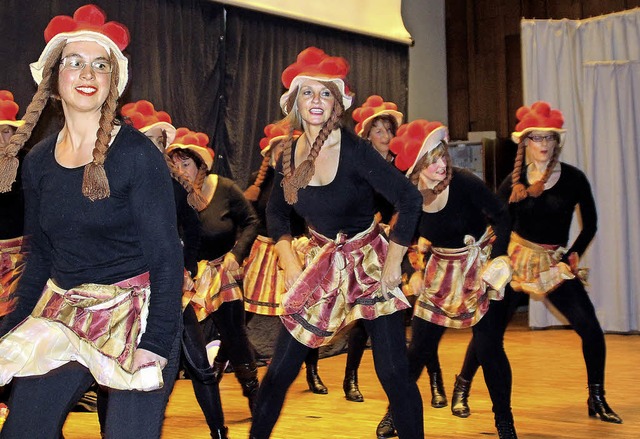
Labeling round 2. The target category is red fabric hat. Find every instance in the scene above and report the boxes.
[259,122,302,157]
[511,101,566,146]
[166,127,214,170]
[30,4,130,95]
[279,47,353,114]
[390,119,448,175]
[352,95,403,137]
[121,100,176,144]
[0,90,25,128]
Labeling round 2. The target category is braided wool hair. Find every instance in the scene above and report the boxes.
[0,41,120,201]
[0,41,65,192]
[508,137,561,203]
[409,142,453,206]
[168,148,209,211]
[244,153,270,202]
[281,80,344,204]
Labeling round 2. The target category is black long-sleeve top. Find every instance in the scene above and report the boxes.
[197,176,259,262]
[267,129,422,246]
[0,124,184,358]
[497,162,597,257]
[249,167,306,238]
[173,180,200,276]
[418,168,510,258]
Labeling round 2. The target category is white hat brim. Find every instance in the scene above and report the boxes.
[166,144,214,171]
[141,122,177,145]
[30,31,129,96]
[357,109,403,137]
[279,75,353,115]
[405,125,449,176]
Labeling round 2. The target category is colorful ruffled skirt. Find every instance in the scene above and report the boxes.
[0,237,24,317]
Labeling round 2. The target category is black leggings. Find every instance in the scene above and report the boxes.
[460,279,606,386]
[409,293,517,419]
[182,303,225,432]
[205,300,255,367]
[344,320,368,372]
[250,312,423,439]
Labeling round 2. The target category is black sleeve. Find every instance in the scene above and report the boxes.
[0,155,52,336]
[463,171,511,257]
[266,161,295,242]
[566,170,598,257]
[129,147,184,358]
[174,180,200,277]
[224,178,260,262]
[353,137,422,246]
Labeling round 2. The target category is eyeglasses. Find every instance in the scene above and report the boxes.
[527,134,558,143]
[60,56,113,74]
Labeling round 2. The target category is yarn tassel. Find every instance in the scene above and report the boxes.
[82,162,110,201]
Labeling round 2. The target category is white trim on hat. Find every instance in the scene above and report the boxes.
[405,125,449,176]
[30,30,129,96]
[511,127,566,147]
[357,109,403,137]
[279,75,353,115]
[140,122,177,145]
[166,144,214,171]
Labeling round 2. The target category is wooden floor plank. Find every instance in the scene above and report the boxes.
[60,319,639,438]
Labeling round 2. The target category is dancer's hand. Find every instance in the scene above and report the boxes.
[275,238,303,290]
[132,348,167,371]
[381,241,407,300]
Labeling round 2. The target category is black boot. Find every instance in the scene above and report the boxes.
[495,417,518,439]
[376,408,397,439]
[211,359,227,384]
[234,362,259,415]
[429,371,447,408]
[451,374,471,417]
[343,369,364,402]
[210,426,228,439]
[306,364,328,394]
[588,384,623,424]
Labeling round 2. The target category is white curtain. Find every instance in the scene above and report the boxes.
[520,9,640,332]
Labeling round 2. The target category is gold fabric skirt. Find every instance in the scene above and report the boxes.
[0,272,164,391]
[0,237,24,317]
[187,256,244,321]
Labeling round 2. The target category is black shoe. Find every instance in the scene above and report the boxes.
[451,374,471,418]
[343,369,364,402]
[306,365,328,394]
[496,419,518,439]
[429,371,447,408]
[376,409,397,439]
[588,384,623,424]
[210,426,228,439]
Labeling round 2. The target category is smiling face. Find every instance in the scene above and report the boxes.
[525,130,558,165]
[295,79,336,128]
[57,41,112,116]
[367,118,395,157]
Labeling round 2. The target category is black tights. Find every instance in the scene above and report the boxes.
[409,294,516,419]
[344,320,368,372]
[460,279,607,386]
[250,312,423,439]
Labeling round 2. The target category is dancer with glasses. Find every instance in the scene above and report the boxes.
[0,5,183,437]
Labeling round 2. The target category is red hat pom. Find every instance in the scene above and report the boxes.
[514,101,565,133]
[281,46,350,89]
[0,91,21,121]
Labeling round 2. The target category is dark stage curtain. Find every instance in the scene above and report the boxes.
[223,6,409,186]
[1,1,408,186]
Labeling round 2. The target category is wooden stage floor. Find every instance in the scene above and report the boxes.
[61,316,639,438]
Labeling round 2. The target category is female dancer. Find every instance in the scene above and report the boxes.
[249,46,423,439]
[451,101,622,425]
[341,95,403,402]
[167,129,260,415]
[243,122,329,395]
[375,119,517,439]
[0,5,183,437]
[122,104,228,437]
